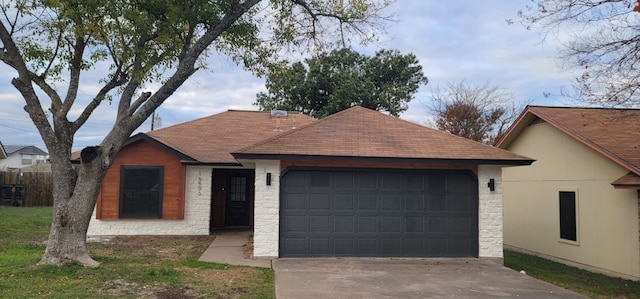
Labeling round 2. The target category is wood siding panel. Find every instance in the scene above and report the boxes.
[97,140,186,219]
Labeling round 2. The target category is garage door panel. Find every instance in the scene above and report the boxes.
[405,217,424,233]
[309,215,331,232]
[334,216,355,232]
[428,195,446,211]
[309,238,330,255]
[449,194,472,212]
[382,239,403,255]
[283,215,307,232]
[405,195,425,210]
[427,217,447,233]
[334,172,355,188]
[309,193,331,209]
[334,194,354,210]
[357,173,378,188]
[283,238,307,256]
[335,238,355,254]
[449,217,472,233]
[357,216,378,232]
[381,217,402,233]
[280,170,478,257]
[449,239,473,255]
[381,173,402,189]
[358,239,378,255]
[357,194,377,210]
[404,239,425,255]
[405,175,425,190]
[283,193,307,210]
[426,239,448,256]
[381,194,402,210]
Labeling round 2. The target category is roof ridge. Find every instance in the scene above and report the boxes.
[149,109,311,135]
[231,108,357,154]
[235,105,531,159]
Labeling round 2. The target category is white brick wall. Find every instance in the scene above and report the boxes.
[87,166,212,236]
[252,160,280,258]
[478,165,503,258]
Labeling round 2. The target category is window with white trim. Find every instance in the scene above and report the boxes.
[559,191,577,242]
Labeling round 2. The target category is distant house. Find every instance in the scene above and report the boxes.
[87,107,532,259]
[0,145,49,170]
[497,106,640,281]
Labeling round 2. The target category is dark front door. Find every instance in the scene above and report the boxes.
[224,175,250,226]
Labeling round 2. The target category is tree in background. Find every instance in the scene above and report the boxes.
[518,0,640,106]
[255,48,428,118]
[0,0,391,266]
[429,81,520,145]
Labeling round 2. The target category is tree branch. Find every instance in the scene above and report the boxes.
[0,20,56,145]
[125,0,261,130]
[70,73,128,133]
[61,34,87,116]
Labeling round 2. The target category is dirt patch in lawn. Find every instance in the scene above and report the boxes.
[87,235,273,299]
[91,235,215,260]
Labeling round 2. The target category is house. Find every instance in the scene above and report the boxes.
[87,106,533,259]
[0,145,48,170]
[497,106,640,281]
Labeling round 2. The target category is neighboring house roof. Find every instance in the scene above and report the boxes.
[143,110,316,164]
[233,106,534,165]
[0,141,6,159]
[4,145,48,156]
[497,105,640,187]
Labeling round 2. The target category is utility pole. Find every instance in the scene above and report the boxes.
[151,111,155,130]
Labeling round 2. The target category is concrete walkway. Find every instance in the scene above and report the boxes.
[198,230,272,268]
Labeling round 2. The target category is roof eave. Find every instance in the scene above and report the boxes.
[180,161,242,166]
[231,153,534,166]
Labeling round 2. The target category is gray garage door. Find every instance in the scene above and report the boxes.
[280,169,478,257]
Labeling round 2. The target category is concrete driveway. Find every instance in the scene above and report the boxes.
[273,258,587,299]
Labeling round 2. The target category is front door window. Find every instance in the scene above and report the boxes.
[225,175,250,226]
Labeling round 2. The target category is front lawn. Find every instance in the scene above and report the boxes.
[0,206,275,298]
[505,250,640,299]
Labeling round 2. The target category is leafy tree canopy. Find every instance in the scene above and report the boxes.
[0,0,391,266]
[254,48,427,118]
[429,81,520,145]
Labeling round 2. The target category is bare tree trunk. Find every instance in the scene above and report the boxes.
[38,149,106,267]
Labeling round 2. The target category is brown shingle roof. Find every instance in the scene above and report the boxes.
[146,110,315,164]
[233,106,533,164]
[497,106,640,175]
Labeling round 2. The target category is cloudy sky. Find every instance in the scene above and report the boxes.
[0,0,578,152]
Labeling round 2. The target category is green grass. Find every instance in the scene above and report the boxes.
[505,250,640,299]
[0,206,275,298]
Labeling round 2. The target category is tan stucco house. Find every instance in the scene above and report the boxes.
[497,106,640,281]
[87,106,532,259]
